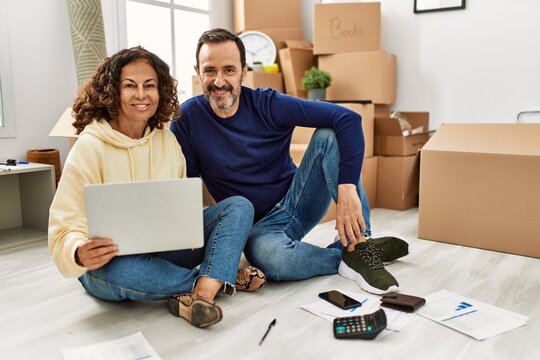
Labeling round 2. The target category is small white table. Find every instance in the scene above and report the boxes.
[0,162,55,250]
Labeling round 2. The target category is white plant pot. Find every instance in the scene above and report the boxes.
[307,88,326,101]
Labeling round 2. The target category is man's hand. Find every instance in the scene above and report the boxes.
[335,184,366,252]
[75,237,118,270]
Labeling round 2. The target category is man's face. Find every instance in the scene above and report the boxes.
[196,40,247,118]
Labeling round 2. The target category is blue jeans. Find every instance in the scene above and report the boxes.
[244,129,371,281]
[79,196,254,301]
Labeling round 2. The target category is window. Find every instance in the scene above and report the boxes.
[0,0,16,138]
[118,0,212,103]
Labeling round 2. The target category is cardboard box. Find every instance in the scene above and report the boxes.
[418,124,540,258]
[374,112,430,156]
[362,156,378,209]
[261,28,304,70]
[313,2,380,55]
[377,154,418,210]
[319,52,396,105]
[234,0,302,33]
[192,72,284,95]
[279,41,314,98]
[263,28,304,51]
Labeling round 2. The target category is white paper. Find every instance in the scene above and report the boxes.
[418,290,528,340]
[301,289,419,332]
[61,331,162,360]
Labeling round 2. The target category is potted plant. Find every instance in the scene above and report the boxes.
[301,66,332,100]
[251,61,264,72]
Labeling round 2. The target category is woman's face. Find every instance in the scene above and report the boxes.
[118,59,159,125]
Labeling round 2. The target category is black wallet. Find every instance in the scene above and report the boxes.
[380,293,426,313]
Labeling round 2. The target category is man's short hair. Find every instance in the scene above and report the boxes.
[195,28,246,69]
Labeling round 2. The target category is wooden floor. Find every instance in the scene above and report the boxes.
[1,208,539,360]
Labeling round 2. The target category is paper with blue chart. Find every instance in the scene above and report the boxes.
[417,290,528,340]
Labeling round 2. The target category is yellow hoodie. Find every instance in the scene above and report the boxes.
[48,119,186,278]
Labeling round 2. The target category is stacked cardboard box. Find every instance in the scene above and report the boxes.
[233,0,313,97]
[312,3,396,210]
[279,41,314,98]
[375,111,430,210]
[234,0,303,46]
[315,3,396,105]
[233,0,305,93]
[310,2,433,211]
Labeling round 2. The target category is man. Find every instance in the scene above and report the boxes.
[171,28,408,295]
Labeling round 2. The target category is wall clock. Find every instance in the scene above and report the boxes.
[238,30,277,67]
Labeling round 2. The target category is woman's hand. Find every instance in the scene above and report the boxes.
[75,237,118,270]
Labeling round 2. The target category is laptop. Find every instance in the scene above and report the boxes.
[84,178,204,255]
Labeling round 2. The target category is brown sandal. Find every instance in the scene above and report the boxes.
[235,266,267,292]
[168,293,223,328]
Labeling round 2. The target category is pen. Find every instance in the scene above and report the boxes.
[259,318,276,346]
[350,298,368,312]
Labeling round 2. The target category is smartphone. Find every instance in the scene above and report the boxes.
[318,290,362,310]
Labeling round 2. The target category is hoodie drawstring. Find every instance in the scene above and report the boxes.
[127,148,136,181]
[149,135,154,179]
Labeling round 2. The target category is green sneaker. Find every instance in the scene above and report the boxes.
[333,235,409,262]
[338,242,399,295]
[368,236,409,262]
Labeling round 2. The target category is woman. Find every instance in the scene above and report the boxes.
[48,46,265,329]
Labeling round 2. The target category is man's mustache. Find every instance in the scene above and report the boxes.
[207,83,233,92]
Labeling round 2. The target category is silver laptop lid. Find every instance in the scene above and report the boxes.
[84,178,203,255]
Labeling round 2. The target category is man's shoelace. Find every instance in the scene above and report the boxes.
[353,243,385,270]
[366,238,385,260]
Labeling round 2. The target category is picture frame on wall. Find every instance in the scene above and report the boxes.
[414,0,466,14]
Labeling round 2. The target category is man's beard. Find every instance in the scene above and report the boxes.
[204,82,241,113]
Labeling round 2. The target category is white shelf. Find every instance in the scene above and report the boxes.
[0,226,47,250]
[0,163,55,249]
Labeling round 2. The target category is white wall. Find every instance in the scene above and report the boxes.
[304,0,540,129]
[0,0,76,164]
[1,0,539,165]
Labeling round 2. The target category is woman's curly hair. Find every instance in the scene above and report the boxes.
[72,46,180,134]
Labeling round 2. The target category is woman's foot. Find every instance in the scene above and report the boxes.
[168,293,222,328]
[235,266,266,292]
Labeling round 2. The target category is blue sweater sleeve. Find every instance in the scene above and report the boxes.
[260,90,365,185]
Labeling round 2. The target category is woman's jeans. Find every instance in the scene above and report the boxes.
[244,128,371,281]
[79,196,254,301]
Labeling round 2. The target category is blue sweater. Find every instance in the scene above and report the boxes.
[170,87,364,221]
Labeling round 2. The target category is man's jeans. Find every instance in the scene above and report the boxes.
[244,129,371,281]
[79,196,254,301]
